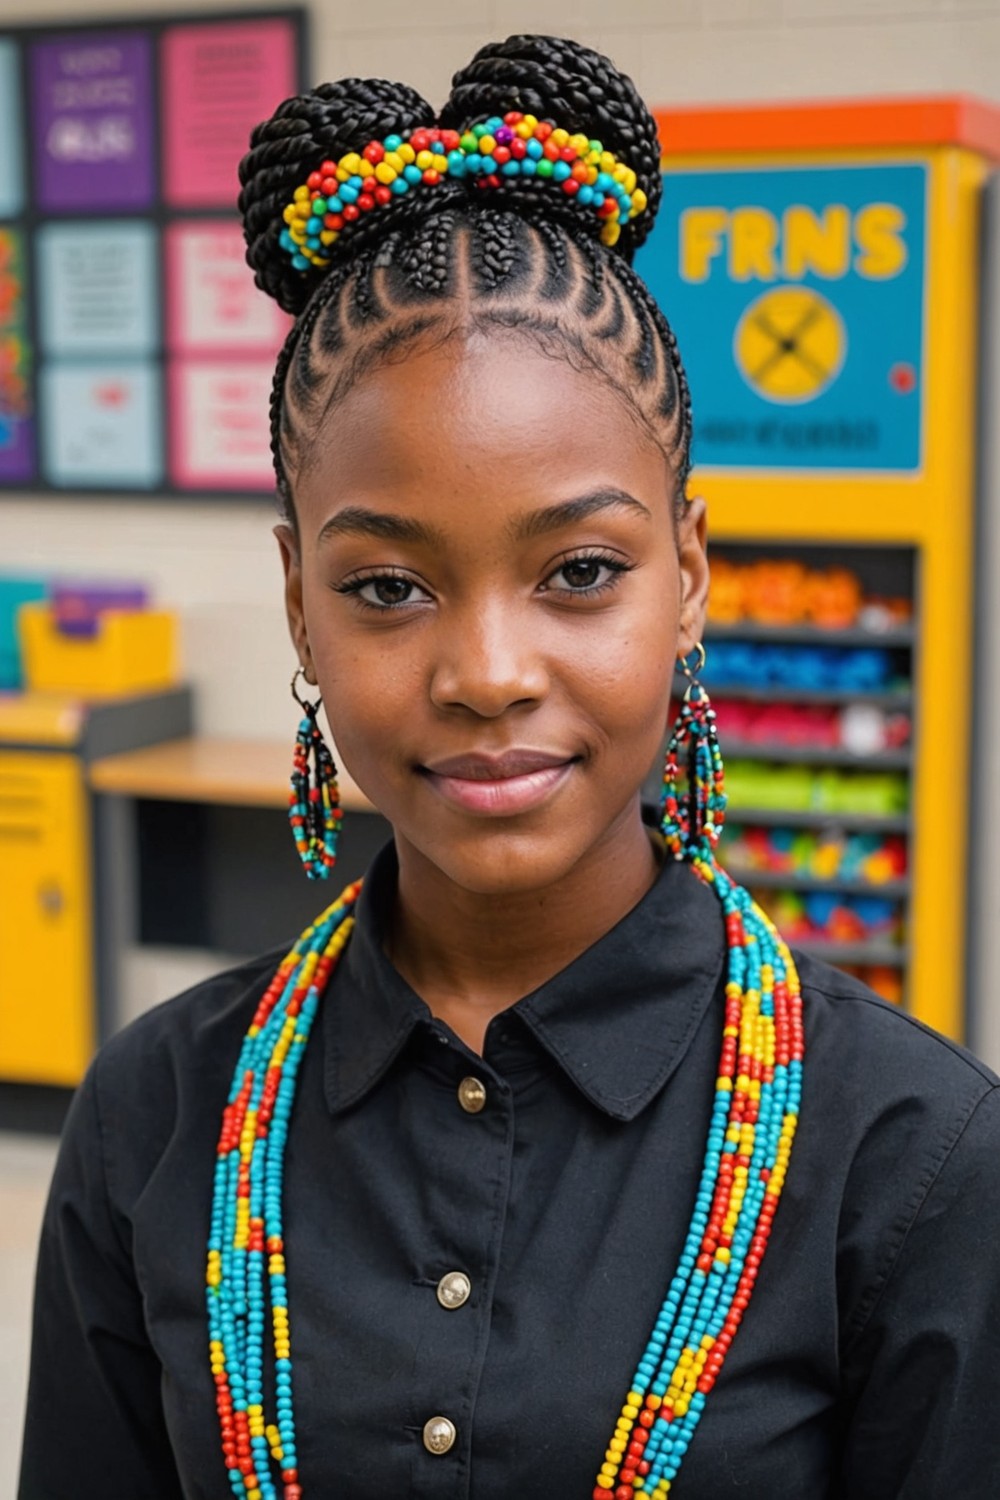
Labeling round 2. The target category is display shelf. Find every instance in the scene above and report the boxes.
[705,623,915,649]
[729,867,909,899]
[700,546,916,1004]
[704,683,912,708]
[643,102,998,1041]
[723,807,911,833]
[725,741,912,769]
[789,941,909,968]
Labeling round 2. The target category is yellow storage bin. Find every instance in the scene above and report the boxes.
[18,602,178,696]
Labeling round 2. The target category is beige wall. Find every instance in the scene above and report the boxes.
[3,0,999,1039]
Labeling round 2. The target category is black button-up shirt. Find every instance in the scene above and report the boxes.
[19,843,1000,1498]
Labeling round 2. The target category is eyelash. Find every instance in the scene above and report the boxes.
[542,550,634,598]
[333,551,634,613]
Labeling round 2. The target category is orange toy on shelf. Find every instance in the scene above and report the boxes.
[743,560,811,625]
[706,557,746,624]
[807,568,863,630]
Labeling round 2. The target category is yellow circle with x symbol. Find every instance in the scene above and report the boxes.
[734,285,847,404]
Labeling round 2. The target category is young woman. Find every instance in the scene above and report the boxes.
[20,34,1000,1500]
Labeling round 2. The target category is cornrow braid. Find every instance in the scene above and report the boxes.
[440,33,663,263]
[239,34,693,523]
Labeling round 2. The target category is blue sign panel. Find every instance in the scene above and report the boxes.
[636,163,927,472]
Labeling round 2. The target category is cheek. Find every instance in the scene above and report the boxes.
[558,589,680,741]
[317,646,415,764]
[300,608,413,787]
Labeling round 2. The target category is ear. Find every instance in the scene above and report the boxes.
[675,495,710,662]
[275,524,318,686]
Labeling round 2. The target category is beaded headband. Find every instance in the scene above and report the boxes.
[279,110,649,272]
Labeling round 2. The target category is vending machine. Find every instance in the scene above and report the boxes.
[638,97,1000,1041]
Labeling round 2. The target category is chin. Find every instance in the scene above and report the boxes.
[403,821,597,899]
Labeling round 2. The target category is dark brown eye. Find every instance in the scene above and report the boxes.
[337,573,433,609]
[371,576,414,605]
[560,558,603,589]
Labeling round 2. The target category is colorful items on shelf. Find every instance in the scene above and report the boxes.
[722,825,908,885]
[708,559,912,632]
[713,699,911,755]
[842,966,904,1006]
[756,888,904,948]
[702,641,901,693]
[16,576,177,697]
[724,761,909,816]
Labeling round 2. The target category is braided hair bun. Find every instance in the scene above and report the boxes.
[441,35,661,263]
[238,35,662,316]
[239,78,438,315]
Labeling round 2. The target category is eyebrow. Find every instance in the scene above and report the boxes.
[317,506,445,548]
[316,488,652,550]
[511,489,652,540]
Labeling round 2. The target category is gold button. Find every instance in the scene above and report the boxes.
[422,1415,456,1454]
[457,1076,486,1113]
[436,1271,471,1310]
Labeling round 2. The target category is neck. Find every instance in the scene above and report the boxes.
[386,803,661,1053]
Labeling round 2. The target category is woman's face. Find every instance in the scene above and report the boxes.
[278,331,708,897]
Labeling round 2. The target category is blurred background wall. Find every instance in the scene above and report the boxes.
[4,0,1000,740]
[2,0,998,1042]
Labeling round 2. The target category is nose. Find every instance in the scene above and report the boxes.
[429,599,549,718]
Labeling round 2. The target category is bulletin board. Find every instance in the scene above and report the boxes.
[0,9,306,497]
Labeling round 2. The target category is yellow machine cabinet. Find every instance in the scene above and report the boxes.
[0,750,93,1083]
[639,97,1000,1042]
[0,687,192,1087]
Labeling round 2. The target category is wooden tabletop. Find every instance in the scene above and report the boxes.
[88,736,375,812]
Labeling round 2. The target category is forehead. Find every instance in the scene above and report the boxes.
[290,330,672,538]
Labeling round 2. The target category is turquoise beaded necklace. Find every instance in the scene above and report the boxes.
[207,691,804,1499]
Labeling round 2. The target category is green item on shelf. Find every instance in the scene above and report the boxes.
[814,769,909,815]
[726,759,815,811]
[727,760,909,821]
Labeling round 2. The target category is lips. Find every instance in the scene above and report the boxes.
[419,749,578,816]
[422,750,575,780]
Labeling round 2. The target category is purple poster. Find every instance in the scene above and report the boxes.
[30,32,155,211]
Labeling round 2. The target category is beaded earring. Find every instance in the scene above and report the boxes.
[288,668,342,879]
[660,643,727,860]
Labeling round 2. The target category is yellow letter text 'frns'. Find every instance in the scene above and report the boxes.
[679,202,907,284]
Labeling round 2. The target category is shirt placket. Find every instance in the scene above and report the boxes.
[405,1029,516,1500]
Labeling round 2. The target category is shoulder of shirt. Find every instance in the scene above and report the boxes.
[792,946,999,1092]
[91,942,291,1089]
[792,952,1000,1351]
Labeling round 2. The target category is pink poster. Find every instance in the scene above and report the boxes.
[161,19,296,209]
[168,359,276,489]
[166,221,290,353]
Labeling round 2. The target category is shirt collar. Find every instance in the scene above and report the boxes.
[322,838,726,1122]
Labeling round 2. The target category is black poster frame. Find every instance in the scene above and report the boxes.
[0,7,308,502]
